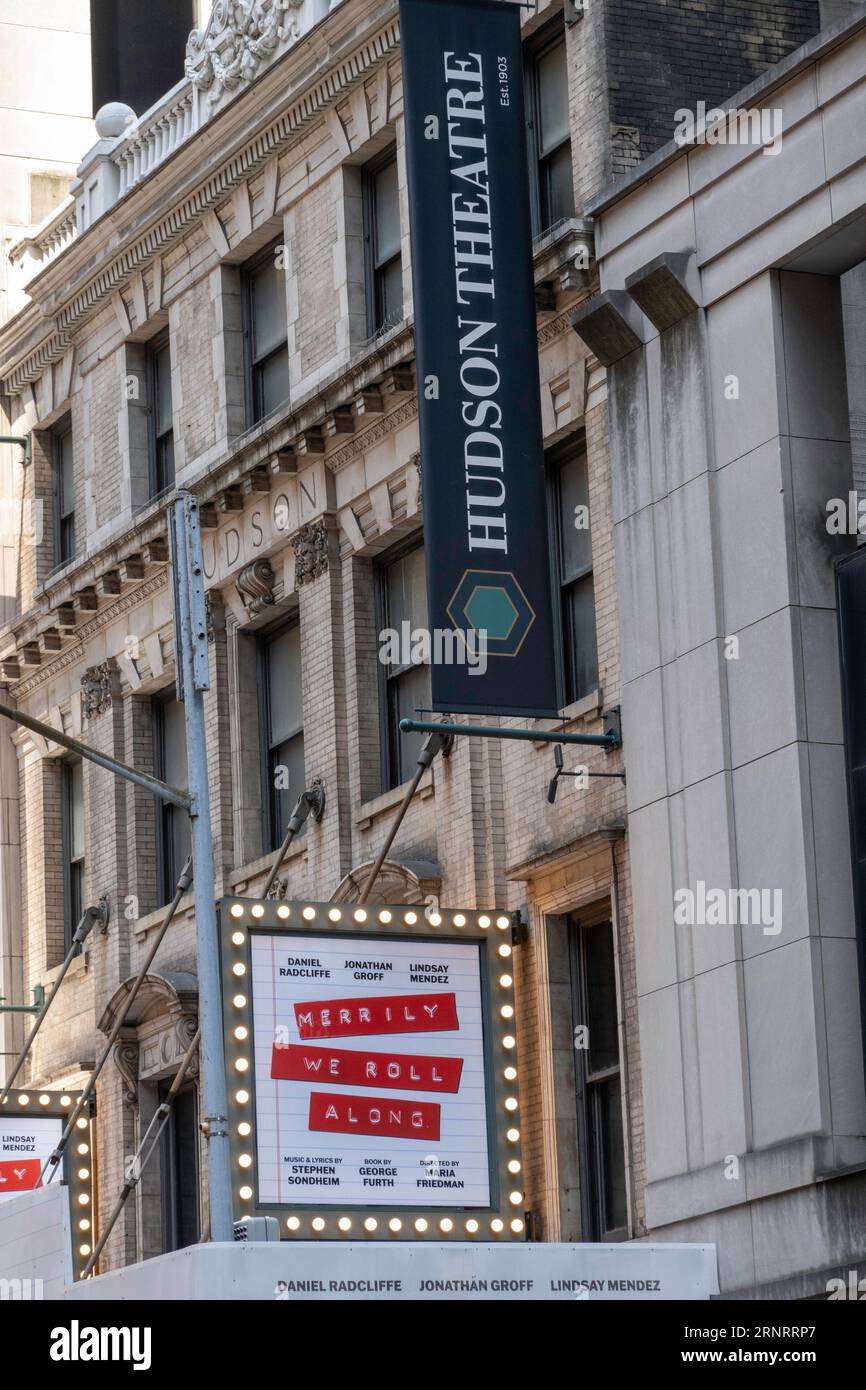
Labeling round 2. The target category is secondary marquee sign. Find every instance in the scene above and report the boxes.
[0,1088,95,1279]
[400,0,559,717]
[220,897,524,1239]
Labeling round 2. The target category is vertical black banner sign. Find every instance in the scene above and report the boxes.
[400,0,559,717]
[836,548,866,1073]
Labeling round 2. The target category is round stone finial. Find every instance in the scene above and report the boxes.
[94,102,137,139]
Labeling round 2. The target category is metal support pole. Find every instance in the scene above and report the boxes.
[0,985,45,1015]
[0,698,190,810]
[358,733,448,904]
[170,491,233,1243]
[262,782,325,900]
[399,714,622,749]
[0,908,101,1104]
[0,434,31,467]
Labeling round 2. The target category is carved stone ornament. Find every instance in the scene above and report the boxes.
[185,0,303,105]
[81,660,113,721]
[236,558,276,616]
[266,876,289,901]
[291,519,329,587]
[112,1038,140,1108]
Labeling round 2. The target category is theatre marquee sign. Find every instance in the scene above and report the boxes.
[220,897,523,1240]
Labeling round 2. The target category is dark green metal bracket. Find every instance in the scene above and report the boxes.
[399,706,622,750]
[0,984,44,1015]
[0,434,32,467]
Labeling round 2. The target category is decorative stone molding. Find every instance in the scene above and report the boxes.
[410,450,422,503]
[185,0,303,107]
[81,660,114,721]
[291,519,329,587]
[331,859,442,906]
[236,557,276,616]
[112,1037,140,1108]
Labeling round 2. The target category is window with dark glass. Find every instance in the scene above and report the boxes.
[526,27,575,236]
[259,623,305,851]
[147,331,175,495]
[158,1079,199,1253]
[242,242,290,424]
[62,759,85,952]
[550,446,597,704]
[53,418,75,567]
[364,153,403,337]
[377,541,431,790]
[152,693,191,906]
[569,915,628,1241]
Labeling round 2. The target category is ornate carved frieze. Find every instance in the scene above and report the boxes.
[291,519,329,587]
[236,557,276,616]
[81,660,114,721]
[185,0,303,106]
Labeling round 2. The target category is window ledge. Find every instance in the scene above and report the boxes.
[41,948,89,989]
[228,839,308,895]
[527,688,603,752]
[355,769,434,830]
[134,890,195,942]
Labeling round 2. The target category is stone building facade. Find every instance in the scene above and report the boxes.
[0,0,835,1279]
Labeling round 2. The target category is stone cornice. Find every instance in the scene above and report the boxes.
[0,2,400,393]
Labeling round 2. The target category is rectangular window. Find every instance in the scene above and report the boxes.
[53,418,75,567]
[242,241,290,425]
[377,541,431,790]
[153,693,191,906]
[569,915,628,1241]
[526,27,575,236]
[62,759,85,953]
[364,153,403,337]
[550,446,597,704]
[259,623,305,852]
[147,331,175,495]
[158,1079,199,1253]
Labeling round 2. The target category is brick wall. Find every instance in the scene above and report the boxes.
[604,0,822,161]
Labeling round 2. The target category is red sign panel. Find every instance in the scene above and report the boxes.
[294,992,459,1040]
[272,1042,463,1093]
[308,1091,441,1141]
[0,1159,41,1193]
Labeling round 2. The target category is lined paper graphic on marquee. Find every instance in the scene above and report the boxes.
[250,933,491,1206]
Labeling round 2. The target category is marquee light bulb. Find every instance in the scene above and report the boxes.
[230,904,244,919]
[78,1168,89,1181]
[277,905,290,919]
[251,904,264,919]
[427,911,442,926]
[504,1066,517,1081]
[339,1217,352,1232]
[80,1244,91,1257]
[478,915,491,928]
[509,1191,523,1206]
[379,910,392,923]
[440,1218,453,1232]
[415,1218,428,1233]
[232,993,247,1008]
[502,1035,516,1050]
[286,1217,300,1231]
[328,908,342,922]
[491,1218,504,1233]
[404,911,417,925]
[497,915,510,930]
[465,1219,479,1234]
[76,1118,88,1130]
[499,974,512,988]
[238,1154,252,1169]
[508,1159,521,1174]
[77,1194,89,1207]
[302,906,316,921]
[235,1058,249,1073]
[507,1127,520,1142]
[17,1094,28,1105]
[39,1093,51,1106]
[77,1143,88,1156]
[238,1122,251,1137]
[79,1219,90,1232]
[231,931,245,946]
[498,944,512,958]
[389,1218,402,1232]
[312,1218,325,1232]
[453,914,466,927]
[236,1089,249,1104]
[364,1218,378,1232]
[505,1097,518,1112]
[234,1026,248,1041]
[61,1096,71,1107]
[500,1004,514,1019]
[232,963,246,977]
[239,1186,253,1201]
[354,909,368,923]
[511,1219,524,1234]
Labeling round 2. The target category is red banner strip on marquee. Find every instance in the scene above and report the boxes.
[294,992,459,1040]
[0,1158,42,1192]
[308,1091,441,1141]
[271,1042,463,1092]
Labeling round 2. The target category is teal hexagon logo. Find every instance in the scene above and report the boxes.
[446,569,536,658]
